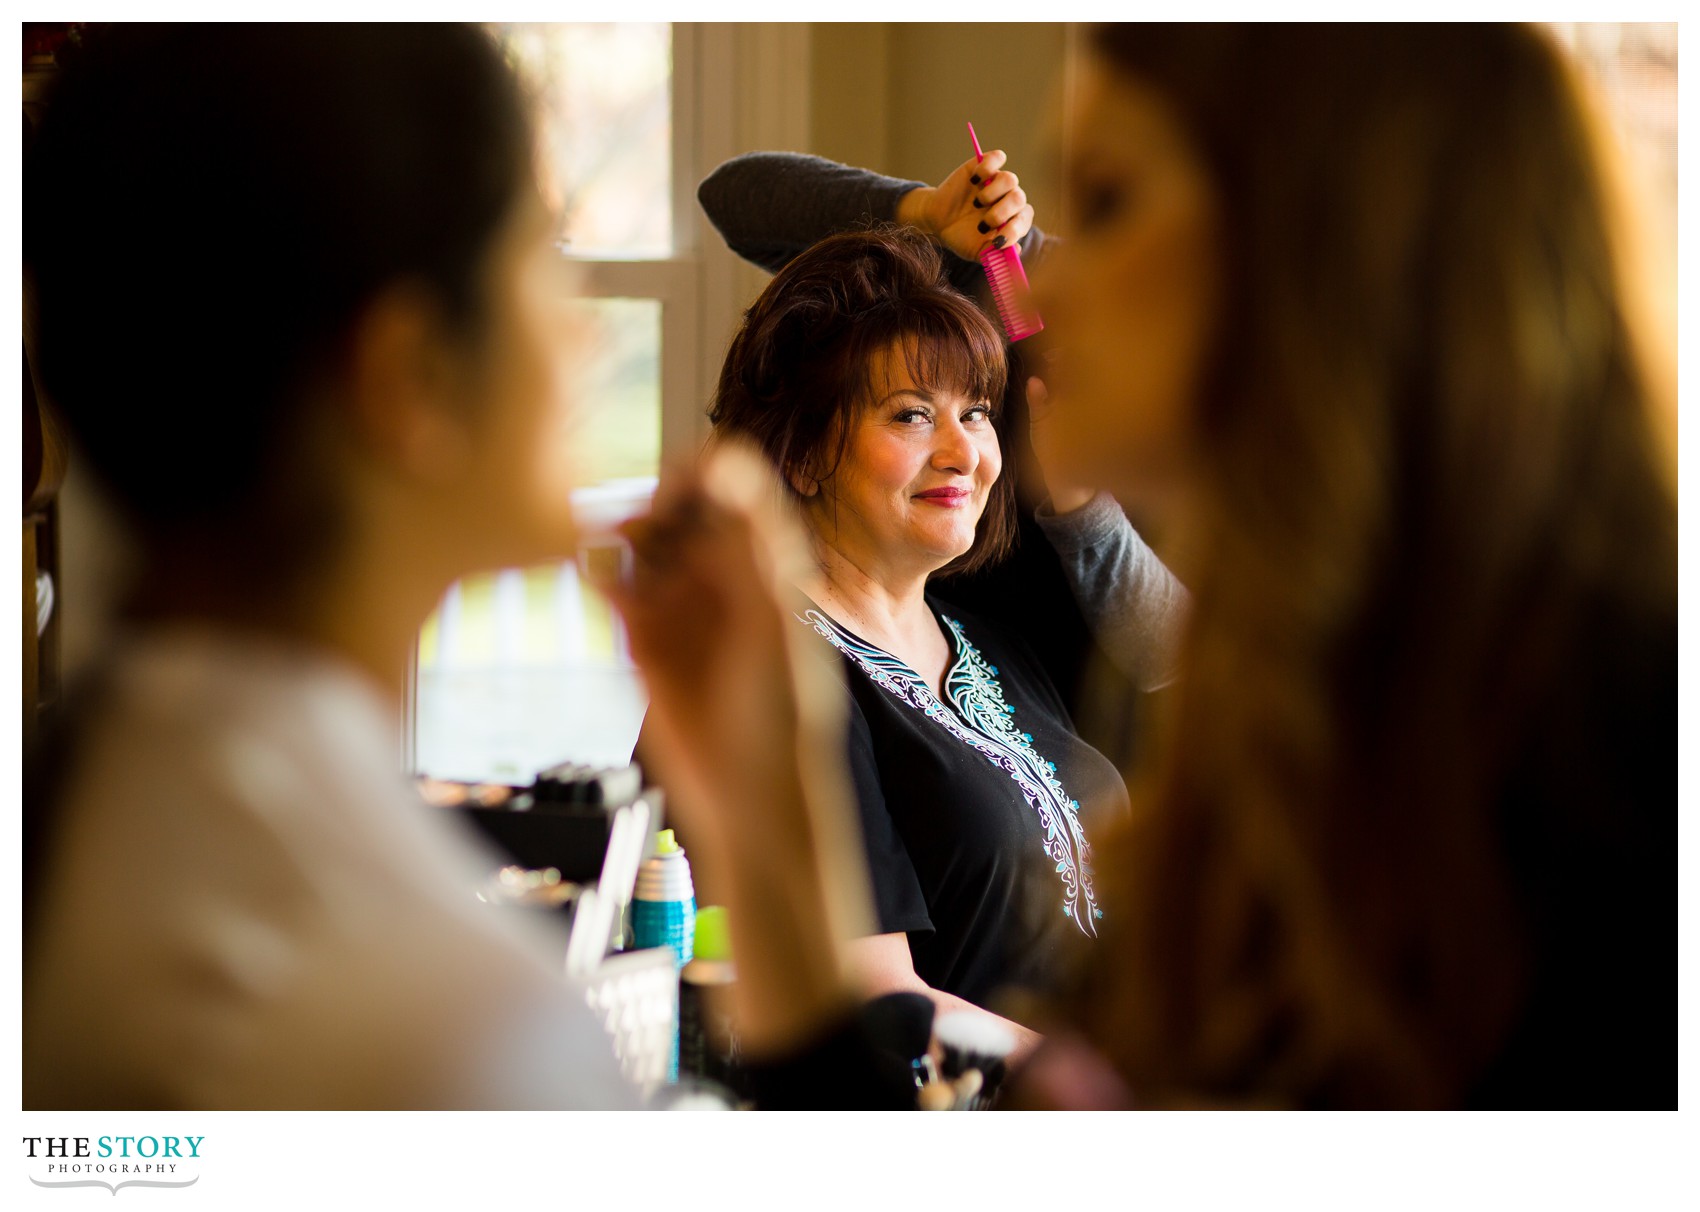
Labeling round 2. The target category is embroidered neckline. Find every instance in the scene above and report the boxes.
[799,606,1101,936]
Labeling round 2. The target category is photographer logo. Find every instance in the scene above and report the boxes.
[23,1136,202,1195]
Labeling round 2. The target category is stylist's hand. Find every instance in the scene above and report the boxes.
[896,148,1034,262]
[1026,375,1096,515]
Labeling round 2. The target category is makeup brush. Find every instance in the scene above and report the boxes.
[933,1012,1018,1110]
[860,991,937,1074]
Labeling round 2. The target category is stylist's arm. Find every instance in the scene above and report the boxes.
[609,443,875,1062]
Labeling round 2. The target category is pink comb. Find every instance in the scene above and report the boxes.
[967,120,1043,342]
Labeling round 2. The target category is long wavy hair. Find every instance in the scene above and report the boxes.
[1070,24,1675,1106]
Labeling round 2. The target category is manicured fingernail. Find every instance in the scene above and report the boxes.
[993,234,1007,248]
[970,174,983,186]
[972,198,984,208]
[977,221,991,234]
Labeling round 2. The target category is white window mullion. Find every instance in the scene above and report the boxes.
[670,23,701,259]
[693,22,746,442]
[667,22,712,463]
[660,281,703,464]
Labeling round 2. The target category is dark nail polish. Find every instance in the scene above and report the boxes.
[972,198,984,208]
[993,234,1007,249]
[970,174,982,186]
[977,221,991,234]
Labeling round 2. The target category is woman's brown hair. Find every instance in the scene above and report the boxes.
[709,225,1017,576]
[1071,25,1675,1106]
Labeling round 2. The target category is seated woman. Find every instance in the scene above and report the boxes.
[707,225,1130,1053]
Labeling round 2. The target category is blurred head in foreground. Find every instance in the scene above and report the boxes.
[1034,24,1674,1106]
[23,25,606,1108]
[27,23,582,636]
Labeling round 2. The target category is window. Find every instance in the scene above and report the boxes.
[412,23,701,783]
[504,23,674,257]
[408,22,805,781]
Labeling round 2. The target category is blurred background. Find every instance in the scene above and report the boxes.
[33,22,1675,784]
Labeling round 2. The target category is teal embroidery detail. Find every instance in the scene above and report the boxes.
[799,608,1101,937]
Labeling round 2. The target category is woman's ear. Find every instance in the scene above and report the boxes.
[342,284,473,483]
[785,465,821,498]
[785,436,836,500]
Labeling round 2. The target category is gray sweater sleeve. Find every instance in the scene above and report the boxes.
[1033,492,1190,692]
[697,152,926,275]
[696,151,1055,301]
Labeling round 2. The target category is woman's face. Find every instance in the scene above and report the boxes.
[1034,55,1223,510]
[450,185,586,568]
[807,343,1003,583]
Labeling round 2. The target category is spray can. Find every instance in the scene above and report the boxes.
[630,829,696,967]
[630,830,695,1078]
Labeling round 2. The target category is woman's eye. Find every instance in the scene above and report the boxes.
[963,405,996,424]
[894,409,930,425]
[1073,179,1128,232]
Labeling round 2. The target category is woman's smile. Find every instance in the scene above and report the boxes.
[913,485,974,507]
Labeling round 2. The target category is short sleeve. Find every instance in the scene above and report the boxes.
[843,693,935,938]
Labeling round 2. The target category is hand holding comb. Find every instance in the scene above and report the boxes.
[968,120,1044,342]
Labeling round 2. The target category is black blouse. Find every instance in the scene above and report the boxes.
[799,598,1130,1008]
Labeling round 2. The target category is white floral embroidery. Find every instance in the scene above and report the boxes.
[800,608,1101,936]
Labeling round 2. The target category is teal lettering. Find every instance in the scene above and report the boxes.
[138,1137,158,1158]
[162,1138,181,1158]
[98,1137,112,1158]
[185,1136,204,1159]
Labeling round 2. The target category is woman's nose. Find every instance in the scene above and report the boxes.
[931,418,978,473]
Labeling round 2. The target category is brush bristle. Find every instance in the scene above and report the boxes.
[933,1011,1017,1059]
[981,246,1044,341]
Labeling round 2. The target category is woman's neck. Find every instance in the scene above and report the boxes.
[800,539,952,691]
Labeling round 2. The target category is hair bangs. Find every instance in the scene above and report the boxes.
[892,296,1009,410]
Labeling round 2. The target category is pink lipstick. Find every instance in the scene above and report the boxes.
[914,487,972,507]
